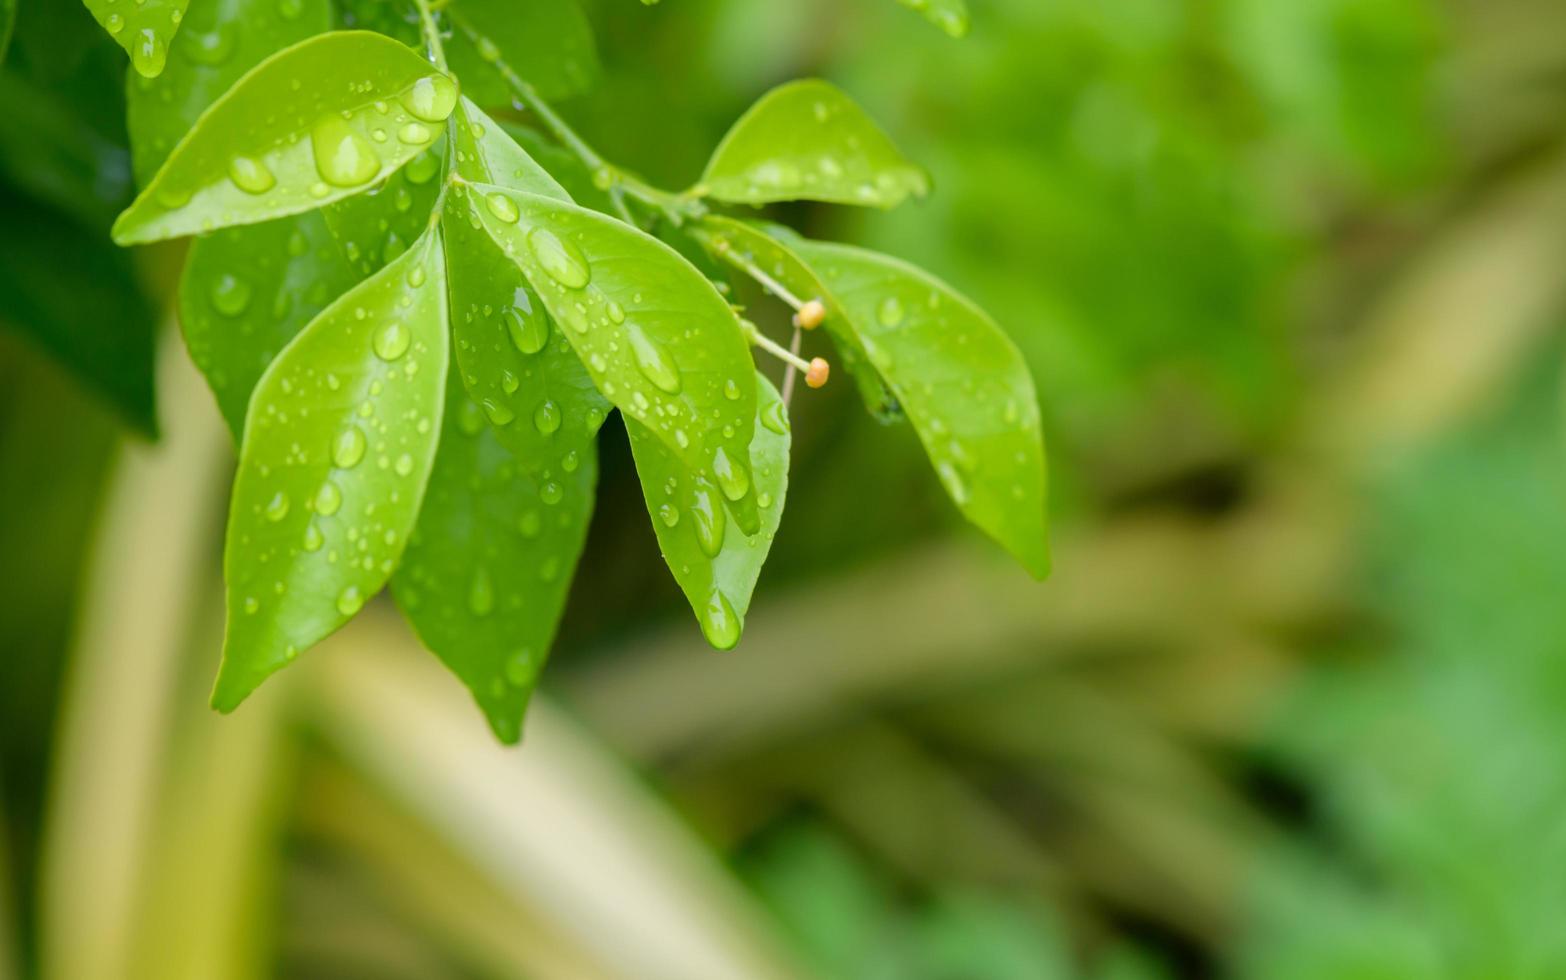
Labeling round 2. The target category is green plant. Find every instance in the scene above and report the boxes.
[34,0,1046,742]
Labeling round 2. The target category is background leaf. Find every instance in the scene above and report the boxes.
[696,79,929,208]
[626,372,789,649]
[790,238,1049,578]
[113,30,457,244]
[213,228,448,711]
[894,0,969,38]
[0,0,15,66]
[81,0,191,78]
[444,0,598,106]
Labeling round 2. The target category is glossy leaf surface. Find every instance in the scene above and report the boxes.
[180,212,362,436]
[695,215,899,420]
[461,180,762,534]
[82,0,191,78]
[125,0,330,186]
[627,372,790,650]
[696,79,929,208]
[322,143,444,278]
[214,228,448,710]
[391,363,600,744]
[451,99,569,200]
[445,0,598,106]
[895,0,970,38]
[790,239,1049,578]
[113,30,458,245]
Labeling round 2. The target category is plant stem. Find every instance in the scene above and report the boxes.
[411,0,448,70]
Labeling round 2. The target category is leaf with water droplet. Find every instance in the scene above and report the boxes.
[459,180,762,535]
[894,0,970,38]
[694,215,899,421]
[213,227,448,711]
[322,141,444,278]
[113,31,458,245]
[626,373,789,650]
[442,0,598,108]
[82,0,190,78]
[390,360,600,744]
[125,0,330,187]
[449,99,570,199]
[695,79,929,208]
[789,238,1050,578]
[180,211,362,436]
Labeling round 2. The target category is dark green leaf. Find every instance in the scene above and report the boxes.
[113,30,458,245]
[789,238,1049,578]
[627,372,789,649]
[0,0,15,66]
[81,0,191,78]
[0,183,157,434]
[458,179,763,535]
[445,0,598,106]
[895,0,969,38]
[0,72,134,230]
[695,215,900,420]
[180,212,362,436]
[125,0,332,187]
[213,227,448,711]
[696,79,929,208]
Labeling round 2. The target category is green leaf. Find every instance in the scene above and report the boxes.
[81,0,191,78]
[694,215,900,421]
[458,180,763,535]
[112,30,458,245]
[695,79,929,208]
[499,120,618,215]
[179,211,362,437]
[390,362,600,744]
[894,0,969,38]
[627,372,789,650]
[213,227,448,711]
[445,0,598,106]
[125,0,332,187]
[788,238,1049,578]
[451,99,569,199]
[0,72,135,230]
[322,143,444,277]
[0,183,158,434]
[0,0,15,66]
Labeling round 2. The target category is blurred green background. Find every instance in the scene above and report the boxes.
[5,0,1566,976]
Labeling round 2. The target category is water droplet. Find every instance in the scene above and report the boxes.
[373,322,411,360]
[627,323,681,394]
[398,122,432,145]
[711,447,750,502]
[179,24,235,66]
[500,370,519,394]
[333,426,366,468]
[336,585,365,616]
[105,13,124,33]
[482,399,515,426]
[303,524,324,552]
[504,649,533,685]
[407,265,426,288]
[210,273,252,316]
[877,296,906,327]
[131,28,167,78]
[561,450,580,473]
[533,400,561,435]
[311,115,381,188]
[400,75,458,123]
[227,154,275,194]
[691,487,725,557]
[243,596,260,615]
[723,378,742,401]
[506,300,548,354]
[315,481,342,516]
[394,453,415,476]
[518,510,542,538]
[761,398,790,435]
[485,192,519,223]
[540,481,564,505]
[468,567,494,616]
[526,228,590,289]
[701,590,741,649]
[405,150,439,184]
[658,503,680,527]
[264,491,290,522]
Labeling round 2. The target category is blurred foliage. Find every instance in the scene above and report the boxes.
[5,0,1566,977]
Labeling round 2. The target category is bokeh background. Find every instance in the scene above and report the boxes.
[5,0,1566,976]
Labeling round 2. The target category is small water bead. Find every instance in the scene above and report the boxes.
[626,323,681,395]
[180,24,236,66]
[757,492,774,508]
[658,503,680,528]
[278,0,304,18]
[244,596,260,615]
[105,13,125,33]
[701,590,741,650]
[533,400,561,435]
[405,150,440,184]
[394,453,415,477]
[724,378,742,401]
[605,300,626,324]
[407,265,426,288]
[303,524,324,552]
[227,155,275,194]
[312,115,380,188]
[561,450,580,473]
[336,585,365,616]
[526,228,590,289]
[690,487,726,557]
[482,399,515,426]
[500,370,519,394]
[131,28,167,78]
[540,481,564,505]
[333,426,366,468]
[485,192,519,223]
[468,567,494,616]
[264,491,290,522]
[398,122,432,145]
[760,399,790,435]
[373,322,411,360]
[400,75,458,123]
[711,447,750,502]
[506,305,548,355]
[315,480,342,516]
[518,510,542,538]
[210,273,252,316]
[877,296,907,327]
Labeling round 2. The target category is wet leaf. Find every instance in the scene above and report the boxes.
[696,79,929,208]
[694,215,900,420]
[445,0,598,106]
[459,179,763,534]
[790,238,1049,578]
[627,372,789,650]
[322,143,444,277]
[391,362,600,744]
[213,227,448,711]
[895,0,969,38]
[180,211,362,436]
[113,30,458,245]
[125,0,330,186]
[81,0,191,78]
